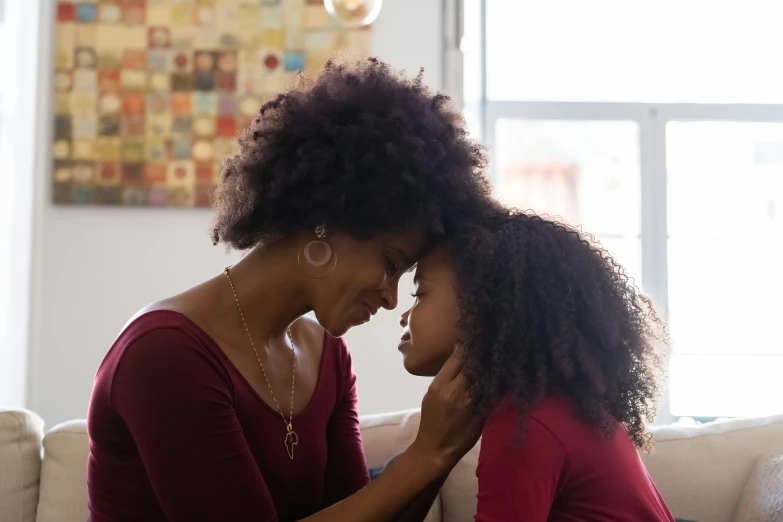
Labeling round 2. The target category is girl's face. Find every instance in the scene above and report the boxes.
[398,244,461,376]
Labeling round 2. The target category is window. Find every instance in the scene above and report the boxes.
[464,0,783,420]
[0,0,39,407]
[667,121,783,418]
[482,0,783,105]
[494,119,642,282]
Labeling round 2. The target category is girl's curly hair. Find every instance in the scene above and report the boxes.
[211,54,494,250]
[453,210,669,450]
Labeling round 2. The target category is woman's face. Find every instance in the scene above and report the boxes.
[311,227,427,337]
[398,244,461,376]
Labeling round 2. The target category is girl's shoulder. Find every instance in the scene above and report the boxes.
[483,395,591,447]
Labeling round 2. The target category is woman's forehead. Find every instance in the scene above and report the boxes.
[380,226,428,261]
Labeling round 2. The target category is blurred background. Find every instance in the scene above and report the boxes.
[1,0,781,427]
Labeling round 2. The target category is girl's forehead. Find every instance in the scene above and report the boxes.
[414,243,452,281]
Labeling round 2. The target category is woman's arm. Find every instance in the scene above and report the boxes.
[389,465,449,522]
[396,474,448,522]
[318,445,447,520]
[321,338,450,519]
[322,340,370,505]
[300,350,482,522]
[371,454,448,522]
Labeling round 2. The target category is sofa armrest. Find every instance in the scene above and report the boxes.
[0,409,44,522]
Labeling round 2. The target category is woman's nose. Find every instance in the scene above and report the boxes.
[380,282,399,310]
[399,310,409,327]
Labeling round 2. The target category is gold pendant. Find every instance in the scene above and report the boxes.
[284,424,298,460]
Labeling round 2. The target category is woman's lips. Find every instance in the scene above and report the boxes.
[360,303,377,323]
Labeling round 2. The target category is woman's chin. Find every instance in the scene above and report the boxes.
[311,311,349,338]
[315,311,370,339]
[327,323,348,338]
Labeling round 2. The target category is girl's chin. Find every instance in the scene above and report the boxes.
[402,354,442,378]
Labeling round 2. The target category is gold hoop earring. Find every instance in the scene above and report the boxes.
[298,224,338,279]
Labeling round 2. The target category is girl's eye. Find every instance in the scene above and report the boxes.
[410,292,422,299]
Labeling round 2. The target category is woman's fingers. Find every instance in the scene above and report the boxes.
[432,343,464,386]
[415,343,485,467]
[445,371,469,399]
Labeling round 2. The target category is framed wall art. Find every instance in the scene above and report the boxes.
[51,0,371,207]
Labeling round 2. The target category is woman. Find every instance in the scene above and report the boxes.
[398,210,675,521]
[87,56,495,522]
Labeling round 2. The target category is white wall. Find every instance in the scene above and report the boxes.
[25,0,443,426]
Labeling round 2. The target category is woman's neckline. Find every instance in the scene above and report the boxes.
[128,309,330,421]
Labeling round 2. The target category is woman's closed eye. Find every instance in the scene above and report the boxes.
[385,258,401,276]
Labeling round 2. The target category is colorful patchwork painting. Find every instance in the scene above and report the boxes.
[52,0,372,207]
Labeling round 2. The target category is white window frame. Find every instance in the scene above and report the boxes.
[458,0,783,423]
[0,0,46,408]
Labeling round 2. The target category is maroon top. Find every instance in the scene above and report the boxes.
[87,311,370,522]
[475,395,675,522]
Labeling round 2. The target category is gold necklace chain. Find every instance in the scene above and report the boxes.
[224,267,299,460]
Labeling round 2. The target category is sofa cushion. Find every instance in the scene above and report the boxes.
[440,438,481,522]
[35,420,90,522]
[643,414,783,522]
[390,409,462,522]
[0,409,44,522]
[732,454,783,522]
[359,410,442,522]
[360,410,414,468]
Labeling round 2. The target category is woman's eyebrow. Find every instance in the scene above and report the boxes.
[389,245,415,267]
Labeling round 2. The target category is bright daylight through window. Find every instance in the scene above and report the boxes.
[464,0,783,420]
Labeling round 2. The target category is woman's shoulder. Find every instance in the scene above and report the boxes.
[91,310,231,414]
[100,310,225,383]
[119,308,210,346]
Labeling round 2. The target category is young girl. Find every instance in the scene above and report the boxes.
[398,210,675,521]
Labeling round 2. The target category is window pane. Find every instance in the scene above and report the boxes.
[668,122,783,236]
[494,119,641,236]
[462,0,482,106]
[670,354,783,418]
[486,0,783,103]
[667,121,783,417]
[668,237,783,356]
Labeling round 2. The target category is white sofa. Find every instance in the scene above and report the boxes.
[2,408,783,522]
